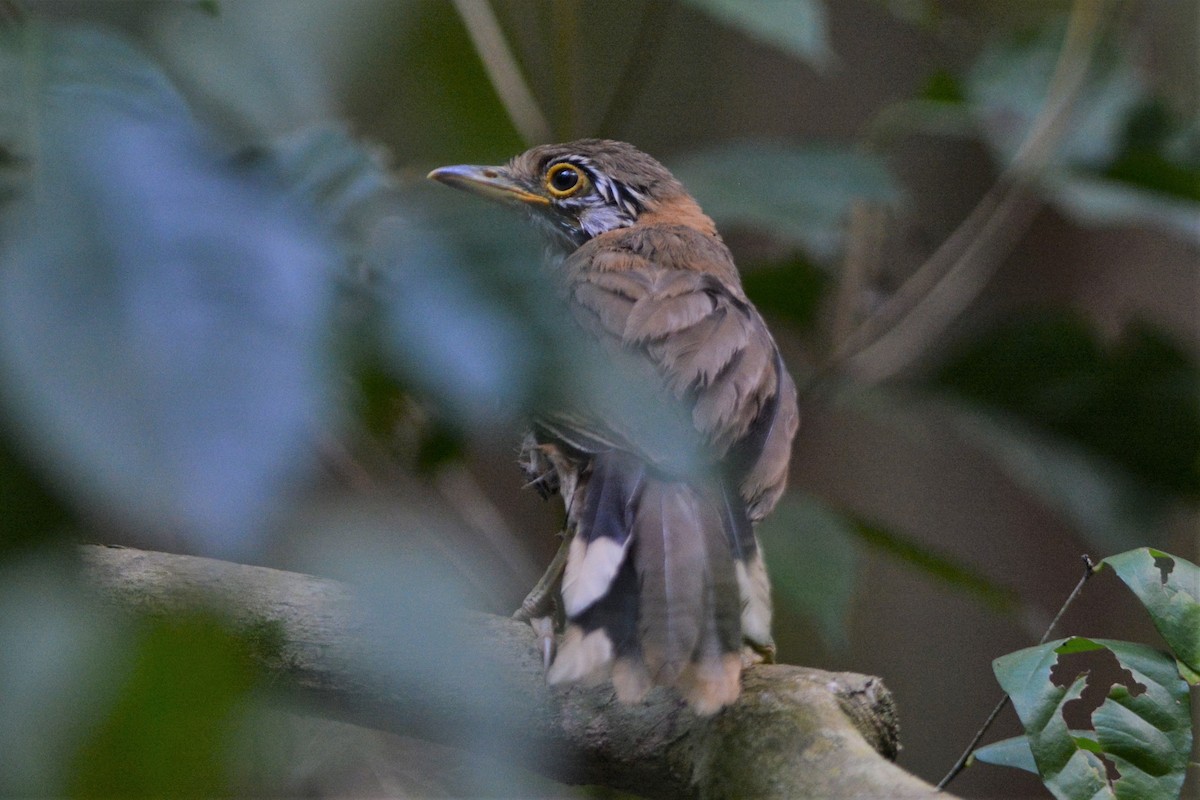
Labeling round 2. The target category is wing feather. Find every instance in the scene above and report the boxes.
[548,225,796,517]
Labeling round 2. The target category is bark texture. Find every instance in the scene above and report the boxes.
[80,544,954,799]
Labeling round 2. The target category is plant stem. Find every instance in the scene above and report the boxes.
[834,0,1109,382]
[936,554,1096,791]
[550,0,580,140]
[451,0,551,145]
[596,0,677,138]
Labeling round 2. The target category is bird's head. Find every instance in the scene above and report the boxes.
[428,139,710,252]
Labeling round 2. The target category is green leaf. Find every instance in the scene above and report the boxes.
[258,125,544,428]
[1046,171,1200,245]
[993,637,1193,800]
[1103,103,1200,203]
[1099,549,1200,678]
[0,24,337,556]
[756,495,859,650]
[967,18,1143,172]
[973,732,1104,774]
[993,639,1115,800]
[1090,640,1192,800]
[682,0,832,68]
[965,19,1200,244]
[0,554,128,796]
[973,735,1039,774]
[671,141,901,261]
[70,613,259,797]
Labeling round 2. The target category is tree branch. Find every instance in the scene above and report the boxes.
[80,544,955,799]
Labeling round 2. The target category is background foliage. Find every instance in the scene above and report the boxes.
[0,0,1196,797]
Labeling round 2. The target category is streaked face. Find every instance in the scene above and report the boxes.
[428,139,683,252]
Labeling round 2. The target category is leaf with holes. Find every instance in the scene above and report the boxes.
[1099,549,1200,682]
[993,636,1192,800]
[994,638,1113,800]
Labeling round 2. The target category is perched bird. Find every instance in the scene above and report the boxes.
[429,140,798,714]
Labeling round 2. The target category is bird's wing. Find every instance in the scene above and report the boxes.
[544,224,798,520]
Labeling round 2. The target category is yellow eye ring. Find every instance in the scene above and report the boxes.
[545,162,587,198]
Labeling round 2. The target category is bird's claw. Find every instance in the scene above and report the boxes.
[529,616,557,669]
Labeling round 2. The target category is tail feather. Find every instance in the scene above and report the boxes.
[634,479,709,685]
[548,454,761,715]
[561,452,643,617]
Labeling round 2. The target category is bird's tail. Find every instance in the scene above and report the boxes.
[546,450,769,714]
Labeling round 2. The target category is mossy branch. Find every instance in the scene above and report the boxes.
[80,544,954,799]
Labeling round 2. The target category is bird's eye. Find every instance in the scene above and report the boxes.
[546,163,585,198]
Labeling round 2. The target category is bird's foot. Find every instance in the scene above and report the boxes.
[513,529,573,668]
[528,615,557,669]
[743,639,777,667]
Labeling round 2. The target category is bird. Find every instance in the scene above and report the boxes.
[429,139,798,714]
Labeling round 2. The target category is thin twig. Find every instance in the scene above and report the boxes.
[596,0,677,138]
[830,202,889,347]
[834,0,1109,382]
[450,0,551,146]
[937,554,1097,791]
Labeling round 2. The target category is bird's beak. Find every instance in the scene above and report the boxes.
[427,164,551,207]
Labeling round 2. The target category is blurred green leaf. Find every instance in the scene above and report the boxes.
[682,0,832,67]
[966,17,1200,244]
[741,253,829,331]
[994,637,1192,800]
[760,490,1020,646]
[70,613,259,797]
[920,67,966,105]
[148,0,377,136]
[1044,171,1200,243]
[0,420,73,552]
[415,421,466,475]
[1099,549,1200,680]
[968,18,1143,170]
[671,141,901,262]
[0,554,127,796]
[260,124,543,428]
[1103,102,1200,203]
[0,23,337,556]
[935,314,1200,499]
[849,517,1018,614]
[757,495,858,650]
